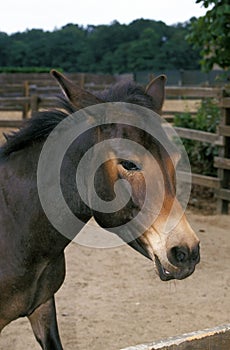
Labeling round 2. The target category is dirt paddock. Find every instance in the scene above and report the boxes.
[0,212,229,350]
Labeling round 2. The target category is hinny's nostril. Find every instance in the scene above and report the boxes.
[171,246,189,264]
[176,250,186,262]
[169,244,200,267]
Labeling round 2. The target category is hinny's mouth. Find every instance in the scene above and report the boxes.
[154,255,196,281]
[154,255,175,281]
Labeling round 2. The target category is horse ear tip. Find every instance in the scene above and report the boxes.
[149,74,167,86]
[50,69,61,79]
[160,74,167,83]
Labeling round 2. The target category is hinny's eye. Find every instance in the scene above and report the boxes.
[120,160,141,171]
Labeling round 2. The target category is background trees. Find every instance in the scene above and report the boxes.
[0,19,202,73]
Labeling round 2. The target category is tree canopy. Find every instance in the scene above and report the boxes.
[187,0,230,71]
[0,19,202,73]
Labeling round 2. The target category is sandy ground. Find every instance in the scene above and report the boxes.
[0,212,229,350]
[0,112,229,349]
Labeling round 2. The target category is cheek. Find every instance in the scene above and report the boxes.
[93,159,118,201]
[117,164,146,207]
[127,173,146,207]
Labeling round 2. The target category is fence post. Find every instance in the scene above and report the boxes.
[215,87,230,214]
[30,95,40,114]
[80,73,85,89]
[22,80,30,119]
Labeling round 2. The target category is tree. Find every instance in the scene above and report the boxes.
[187,0,230,71]
[0,32,10,66]
[0,19,201,73]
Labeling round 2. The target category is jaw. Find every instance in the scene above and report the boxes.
[128,237,152,260]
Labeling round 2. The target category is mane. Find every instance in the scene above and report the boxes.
[0,80,154,158]
[97,80,155,109]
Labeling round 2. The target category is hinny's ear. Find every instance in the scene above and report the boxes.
[51,70,104,109]
[145,75,167,113]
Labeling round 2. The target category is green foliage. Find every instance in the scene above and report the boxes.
[0,67,62,73]
[187,0,230,71]
[174,99,221,176]
[0,19,201,73]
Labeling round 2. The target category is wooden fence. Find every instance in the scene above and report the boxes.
[164,86,230,214]
[0,72,119,118]
[0,75,229,213]
[120,324,230,350]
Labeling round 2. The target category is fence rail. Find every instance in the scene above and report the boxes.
[0,76,229,213]
[178,171,221,189]
[165,86,223,98]
[120,324,230,350]
[168,125,223,145]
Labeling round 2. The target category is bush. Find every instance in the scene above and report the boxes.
[174,99,221,176]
